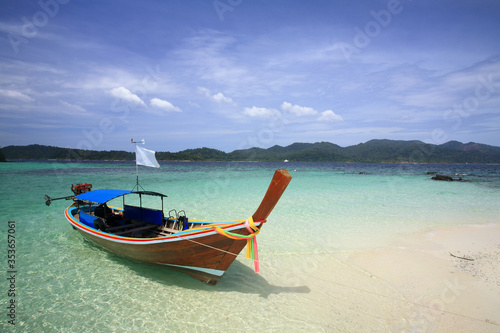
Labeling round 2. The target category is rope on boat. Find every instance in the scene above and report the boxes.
[212,217,261,273]
[169,218,263,272]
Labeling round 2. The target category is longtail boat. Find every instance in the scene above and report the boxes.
[47,169,292,285]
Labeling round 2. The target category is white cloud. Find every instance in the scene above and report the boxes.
[198,87,235,104]
[0,89,33,102]
[109,87,146,107]
[197,86,211,97]
[188,101,200,108]
[59,100,88,114]
[243,106,281,119]
[281,101,318,116]
[212,92,234,104]
[150,98,182,112]
[317,110,343,122]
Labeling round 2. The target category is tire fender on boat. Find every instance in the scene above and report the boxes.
[94,218,107,231]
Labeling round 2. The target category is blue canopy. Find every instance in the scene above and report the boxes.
[75,189,133,204]
[75,189,168,204]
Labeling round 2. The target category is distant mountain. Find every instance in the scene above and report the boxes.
[228,140,500,163]
[156,147,227,161]
[2,140,500,164]
[343,139,430,163]
[228,142,348,162]
[433,141,500,164]
[343,139,500,163]
[0,147,6,162]
[1,144,134,161]
[440,141,500,154]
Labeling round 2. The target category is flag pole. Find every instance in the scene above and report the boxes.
[131,138,145,191]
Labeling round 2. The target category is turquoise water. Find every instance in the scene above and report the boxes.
[1,161,500,331]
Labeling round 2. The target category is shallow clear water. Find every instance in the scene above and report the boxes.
[1,161,499,331]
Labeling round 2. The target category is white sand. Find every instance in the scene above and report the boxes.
[257,223,500,332]
[346,223,500,332]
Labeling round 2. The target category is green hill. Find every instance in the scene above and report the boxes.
[1,144,134,161]
[0,147,6,162]
[2,140,500,164]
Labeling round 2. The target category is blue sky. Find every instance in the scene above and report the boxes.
[1,0,499,152]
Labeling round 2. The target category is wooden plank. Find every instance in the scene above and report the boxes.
[154,227,178,236]
[162,227,179,233]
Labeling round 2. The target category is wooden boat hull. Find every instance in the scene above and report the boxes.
[64,169,292,284]
[65,206,260,284]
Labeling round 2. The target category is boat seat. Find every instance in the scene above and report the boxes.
[94,204,113,219]
[105,222,145,232]
[114,224,159,236]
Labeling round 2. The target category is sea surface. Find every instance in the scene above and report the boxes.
[1,161,500,332]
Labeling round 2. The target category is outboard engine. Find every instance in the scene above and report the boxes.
[71,183,92,195]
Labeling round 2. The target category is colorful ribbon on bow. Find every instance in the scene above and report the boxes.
[212,217,261,273]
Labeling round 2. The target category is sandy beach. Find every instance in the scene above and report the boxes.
[348,223,500,331]
[267,223,500,332]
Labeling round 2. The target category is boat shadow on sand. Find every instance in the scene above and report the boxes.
[100,247,311,298]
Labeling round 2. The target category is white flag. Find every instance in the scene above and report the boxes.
[136,145,160,168]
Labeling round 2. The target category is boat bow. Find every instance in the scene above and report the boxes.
[252,169,293,221]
